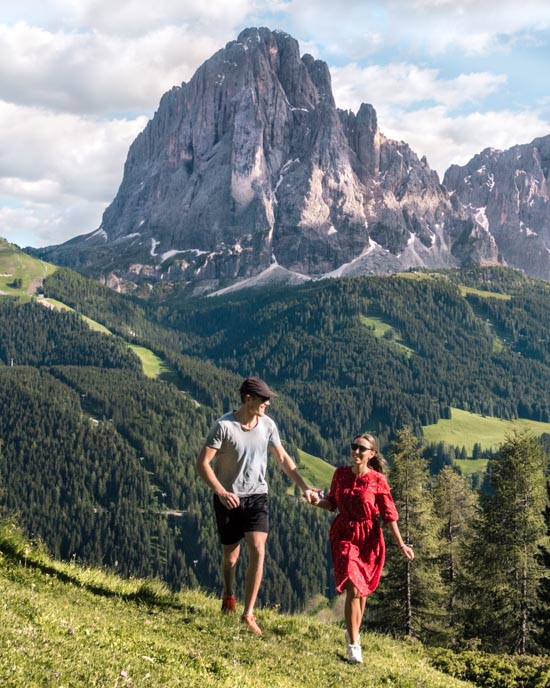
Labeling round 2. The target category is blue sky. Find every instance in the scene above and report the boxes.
[1,0,549,248]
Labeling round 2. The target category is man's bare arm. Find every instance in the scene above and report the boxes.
[269,444,316,502]
[196,445,240,509]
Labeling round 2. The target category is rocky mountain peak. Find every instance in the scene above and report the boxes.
[31,28,550,292]
[444,135,550,280]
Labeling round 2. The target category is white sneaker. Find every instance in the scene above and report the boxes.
[347,642,363,664]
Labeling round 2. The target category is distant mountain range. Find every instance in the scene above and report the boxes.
[30,27,550,293]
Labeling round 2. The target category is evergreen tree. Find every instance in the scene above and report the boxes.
[369,427,449,643]
[461,431,549,653]
[432,466,477,638]
[534,483,550,651]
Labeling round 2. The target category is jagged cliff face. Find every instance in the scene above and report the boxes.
[34,27,549,291]
[444,136,550,281]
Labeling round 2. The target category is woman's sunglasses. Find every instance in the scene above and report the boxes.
[350,443,373,454]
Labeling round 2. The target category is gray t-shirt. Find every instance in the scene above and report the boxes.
[205,411,282,496]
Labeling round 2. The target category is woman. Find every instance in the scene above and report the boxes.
[311,433,414,664]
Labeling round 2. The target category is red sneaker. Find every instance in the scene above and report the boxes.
[221,594,236,613]
[241,613,262,635]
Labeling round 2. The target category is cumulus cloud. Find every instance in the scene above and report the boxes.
[378,106,550,177]
[0,22,226,114]
[331,63,507,112]
[0,101,147,199]
[0,199,105,249]
[387,1,550,57]
[284,0,550,57]
[3,0,254,36]
[0,101,147,246]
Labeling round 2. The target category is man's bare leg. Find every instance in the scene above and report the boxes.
[242,531,267,616]
[221,542,240,596]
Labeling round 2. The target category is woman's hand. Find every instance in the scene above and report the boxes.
[400,544,415,561]
[304,489,321,505]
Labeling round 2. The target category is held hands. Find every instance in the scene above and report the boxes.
[301,488,319,504]
[302,488,322,505]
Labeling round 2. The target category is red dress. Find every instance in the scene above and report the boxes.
[325,466,399,597]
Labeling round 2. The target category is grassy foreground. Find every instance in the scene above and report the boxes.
[0,523,476,688]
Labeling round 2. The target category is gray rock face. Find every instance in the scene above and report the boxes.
[33,27,549,290]
[443,137,550,280]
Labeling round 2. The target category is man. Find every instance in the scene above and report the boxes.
[196,375,315,634]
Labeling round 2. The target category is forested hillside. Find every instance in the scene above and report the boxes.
[0,298,332,612]
[42,266,550,463]
[157,271,550,458]
[0,266,548,653]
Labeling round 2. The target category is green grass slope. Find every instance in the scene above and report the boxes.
[0,238,57,299]
[423,407,550,454]
[294,448,336,492]
[0,523,476,688]
[32,293,180,384]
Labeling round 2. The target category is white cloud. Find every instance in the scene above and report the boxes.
[0,200,105,248]
[284,0,550,57]
[2,0,254,35]
[378,106,550,177]
[69,0,252,36]
[0,101,147,199]
[0,101,147,246]
[331,63,507,112]
[0,22,225,114]
[387,0,550,55]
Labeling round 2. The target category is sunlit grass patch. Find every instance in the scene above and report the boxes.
[423,407,550,455]
[360,314,415,357]
[288,449,335,494]
[459,285,511,300]
[0,520,478,687]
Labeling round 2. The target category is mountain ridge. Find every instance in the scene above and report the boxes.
[29,27,550,292]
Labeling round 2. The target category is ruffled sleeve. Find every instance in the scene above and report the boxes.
[374,473,399,522]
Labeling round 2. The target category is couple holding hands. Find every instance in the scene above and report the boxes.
[196,376,414,664]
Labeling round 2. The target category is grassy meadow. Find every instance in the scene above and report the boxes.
[360,314,415,357]
[423,407,550,455]
[0,239,57,299]
[0,522,478,688]
[294,448,336,492]
[457,285,511,300]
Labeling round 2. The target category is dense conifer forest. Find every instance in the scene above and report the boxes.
[0,265,548,653]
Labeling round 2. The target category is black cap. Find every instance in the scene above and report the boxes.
[239,376,278,399]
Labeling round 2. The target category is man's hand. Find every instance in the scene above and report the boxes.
[218,491,241,509]
[301,488,319,504]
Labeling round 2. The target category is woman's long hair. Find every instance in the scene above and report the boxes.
[353,433,388,475]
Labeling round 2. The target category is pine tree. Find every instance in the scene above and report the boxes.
[534,483,550,651]
[461,430,549,653]
[369,427,449,644]
[432,466,477,638]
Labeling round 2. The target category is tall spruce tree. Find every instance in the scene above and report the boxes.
[432,466,477,639]
[368,427,449,643]
[534,483,550,651]
[461,431,549,653]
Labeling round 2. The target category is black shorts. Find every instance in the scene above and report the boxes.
[213,493,269,545]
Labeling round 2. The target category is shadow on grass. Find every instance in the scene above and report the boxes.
[0,527,194,612]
